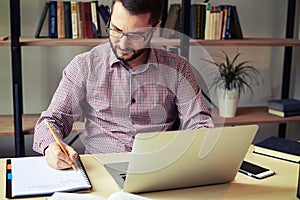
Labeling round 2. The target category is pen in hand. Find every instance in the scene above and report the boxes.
[44,119,77,171]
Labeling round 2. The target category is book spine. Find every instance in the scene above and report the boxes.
[97,6,109,37]
[48,1,58,38]
[268,100,300,111]
[35,2,49,38]
[91,1,100,38]
[98,5,110,24]
[211,6,217,40]
[224,5,231,40]
[71,1,78,39]
[64,1,72,38]
[162,4,181,38]
[77,2,84,39]
[57,1,66,39]
[204,4,211,40]
[220,6,228,39]
[268,108,300,117]
[81,2,94,38]
[190,5,197,39]
[229,5,243,39]
[199,4,207,39]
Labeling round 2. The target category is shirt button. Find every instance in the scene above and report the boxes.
[131,98,136,104]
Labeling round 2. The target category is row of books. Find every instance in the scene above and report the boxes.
[35,1,110,39]
[267,98,300,118]
[162,3,243,40]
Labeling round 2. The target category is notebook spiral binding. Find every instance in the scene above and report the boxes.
[76,156,93,191]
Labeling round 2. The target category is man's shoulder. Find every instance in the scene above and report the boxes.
[73,42,111,63]
[89,42,111,55]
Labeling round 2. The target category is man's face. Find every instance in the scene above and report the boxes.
[109,1,154,63]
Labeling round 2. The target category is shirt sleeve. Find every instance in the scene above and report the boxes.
[33,54,87,154]
[175,60,214,129]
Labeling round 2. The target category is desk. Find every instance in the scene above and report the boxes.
[0,146,298,200]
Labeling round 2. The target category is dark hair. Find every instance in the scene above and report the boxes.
[111,0,164,25]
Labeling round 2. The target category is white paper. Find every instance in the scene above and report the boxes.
[48,192,152,200]
[11,156,91,197]
[48,192,106,200]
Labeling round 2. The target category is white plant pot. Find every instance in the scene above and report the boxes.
[218,88,240,118]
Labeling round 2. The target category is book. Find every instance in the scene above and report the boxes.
[162,4,181,38]
[220,5,228,39]
[204,4,212,40]
[98,4,110,25]
[91,1,100,38]
[34,2,49,38]
[5,156,92,198]
[71,1,78,39]
[97,6,109,37]
[57,1,66,39]
[77,2,84,38]
[190,4,198,39]
[268,98,300,112]
[253,136,300,163]
[64,1,72,38]
[48,1,58,38]
[221,4,232,40]
[229,5,243,39]
[81,1,94,38]
[268,108,300,118]
[48,191,152,200]
[199,4,207,39]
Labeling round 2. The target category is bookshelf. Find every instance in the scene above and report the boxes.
[3,37,300,47]
[7,0,299,156]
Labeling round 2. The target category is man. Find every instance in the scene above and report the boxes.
[33,0,214,169]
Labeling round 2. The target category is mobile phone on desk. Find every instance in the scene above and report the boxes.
[239,161,275,179]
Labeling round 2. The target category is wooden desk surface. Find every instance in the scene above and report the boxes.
[0,146,298,200]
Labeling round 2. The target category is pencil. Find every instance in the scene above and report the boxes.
[44,119,77,170]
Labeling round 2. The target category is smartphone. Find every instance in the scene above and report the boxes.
[239,161,275,179]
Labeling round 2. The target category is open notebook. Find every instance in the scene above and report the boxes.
[6,155,92,199]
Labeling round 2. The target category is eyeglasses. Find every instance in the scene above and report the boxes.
[106,26,154,43]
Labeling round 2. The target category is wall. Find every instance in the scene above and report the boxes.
[0,0,299,157]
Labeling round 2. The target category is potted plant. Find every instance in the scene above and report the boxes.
[207,51,261,118]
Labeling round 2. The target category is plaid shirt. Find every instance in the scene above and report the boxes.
[33,42,214,154]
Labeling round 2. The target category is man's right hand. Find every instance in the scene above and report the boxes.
[44,142,78,169]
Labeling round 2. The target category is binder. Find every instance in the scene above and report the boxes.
[6,155,92,199]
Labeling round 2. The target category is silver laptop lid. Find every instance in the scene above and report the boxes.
[123,125,258,193]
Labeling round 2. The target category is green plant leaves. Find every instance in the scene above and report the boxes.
[202,51,262,95]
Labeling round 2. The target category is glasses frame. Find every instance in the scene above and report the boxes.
[106,17,156,43]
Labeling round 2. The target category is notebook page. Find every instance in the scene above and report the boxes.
[11,156,91,197]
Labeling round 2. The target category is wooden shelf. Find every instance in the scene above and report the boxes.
[1,107,299,136]
[212,106,300,126]
[2,37,300,47]
[0,40,10,47]
[0,114,84,136]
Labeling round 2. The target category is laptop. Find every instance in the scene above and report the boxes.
[104,124,259,193]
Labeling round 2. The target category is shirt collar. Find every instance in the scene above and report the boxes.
[108,43,161,70]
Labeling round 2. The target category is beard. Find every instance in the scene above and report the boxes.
[109,38,151,63]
